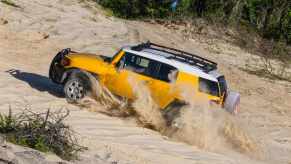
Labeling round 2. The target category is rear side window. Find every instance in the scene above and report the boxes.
[199,78,219,96]
[156,63,178,82]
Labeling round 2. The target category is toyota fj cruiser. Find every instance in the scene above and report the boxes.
[49,42,240,116]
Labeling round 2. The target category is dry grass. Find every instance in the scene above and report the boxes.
[1,0,20,8]
[0,108,87,160]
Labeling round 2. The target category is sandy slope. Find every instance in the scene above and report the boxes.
[0,0,291,164]
[0,136,67,164]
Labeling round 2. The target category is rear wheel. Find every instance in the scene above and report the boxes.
[162,101,186,127]
[64,76,87,103]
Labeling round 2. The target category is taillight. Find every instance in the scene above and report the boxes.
[60,57,70,66]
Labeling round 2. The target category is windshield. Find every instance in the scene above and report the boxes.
[198,77,219,97]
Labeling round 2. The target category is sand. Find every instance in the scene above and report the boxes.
[0,0,291,163]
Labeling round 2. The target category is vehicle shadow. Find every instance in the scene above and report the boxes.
[6,69,64,98]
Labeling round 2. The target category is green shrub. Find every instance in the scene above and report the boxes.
[97,0,291,44]
[98,0,172,18]
[0,108,86,160]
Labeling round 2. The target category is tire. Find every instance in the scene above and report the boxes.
[162,101,186,127]
[64,76,88,103]
[224,91,240,115]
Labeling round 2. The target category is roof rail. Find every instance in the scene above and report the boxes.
[131,41,217,72]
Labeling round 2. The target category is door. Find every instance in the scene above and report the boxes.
[149,63,178,109]
[104,52,158,99]
[105,52,178,109]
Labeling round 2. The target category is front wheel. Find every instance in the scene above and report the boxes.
[64,77,87,103]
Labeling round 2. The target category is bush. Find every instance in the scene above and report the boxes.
[0,108,86,160]
[98,0,172,18]
[97,0,291,44]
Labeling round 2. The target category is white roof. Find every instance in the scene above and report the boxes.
[123,48,218,82]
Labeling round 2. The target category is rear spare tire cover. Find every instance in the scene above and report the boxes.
[224,91,240,114]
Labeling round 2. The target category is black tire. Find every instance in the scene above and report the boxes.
[224,91,240,115]
[64,76,87,103]
[162,101,186,126]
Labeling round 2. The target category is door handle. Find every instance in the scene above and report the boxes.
[143,80,153,84]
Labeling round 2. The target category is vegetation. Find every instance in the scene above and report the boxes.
[243,41,291,82]
[1,0,20,8]
[0,108,86,160]
[98,0,291,82]
[98,0,291,45]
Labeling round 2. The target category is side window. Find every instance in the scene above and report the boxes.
[198,78,219,96]
[116,52,177,83]
[124,53,149,74]
[118,52,158,78]
[156,63,178,83]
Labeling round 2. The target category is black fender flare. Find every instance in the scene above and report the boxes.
[49,48,71,84]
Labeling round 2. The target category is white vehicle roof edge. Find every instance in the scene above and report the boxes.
[123,48,218,82]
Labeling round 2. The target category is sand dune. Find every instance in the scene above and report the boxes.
[1,0,291,163]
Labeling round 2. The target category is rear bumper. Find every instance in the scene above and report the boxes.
[49,48,71,84]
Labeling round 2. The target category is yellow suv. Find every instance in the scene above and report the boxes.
[49,42,240,115]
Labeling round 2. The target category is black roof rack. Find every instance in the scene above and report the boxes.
[131,41,217,72]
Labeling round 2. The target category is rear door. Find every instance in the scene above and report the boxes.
[149,63,178,108]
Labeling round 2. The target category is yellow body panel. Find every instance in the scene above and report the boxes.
[105,69,135,99]
[176,72,222,104]
[64,51,223,109]
[66,53,111,76]
[148,78,175,109]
